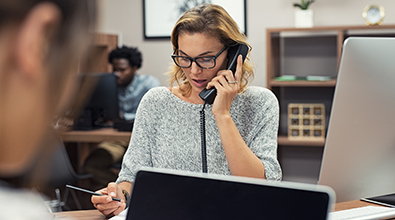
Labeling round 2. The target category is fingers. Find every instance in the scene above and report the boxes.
[234,54,243,82]
[97,200,125,217]
[107,182,119,198]
[112,203,127,216]
[92,183,126,217]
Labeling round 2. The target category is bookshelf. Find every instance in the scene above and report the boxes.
[266,25,395,147]
[266,25,395,183]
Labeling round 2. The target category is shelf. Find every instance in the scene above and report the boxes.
[268,25,395,149]
[270,79,337,87]
[267,25,395,33]
[277,136,325,147]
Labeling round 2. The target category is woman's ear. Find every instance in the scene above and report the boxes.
[15,2,61,80]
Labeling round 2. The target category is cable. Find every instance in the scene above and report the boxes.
[200,102,208,173]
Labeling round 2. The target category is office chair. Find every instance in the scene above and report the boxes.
[45,131,93,212]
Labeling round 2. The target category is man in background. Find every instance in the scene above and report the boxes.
[84,46,160,188]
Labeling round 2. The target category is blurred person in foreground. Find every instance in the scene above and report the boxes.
[0,0,104,219]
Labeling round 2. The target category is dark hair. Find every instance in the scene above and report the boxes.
[108,46,143,69]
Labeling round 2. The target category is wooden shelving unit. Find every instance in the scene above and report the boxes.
[277,136,325,147]
[269,79,337,87]
[266,25,395,147]
[87,33,118,73]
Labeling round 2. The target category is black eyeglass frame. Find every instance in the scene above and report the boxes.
[171,46,228,69]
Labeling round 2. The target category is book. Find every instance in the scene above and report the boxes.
[275,75,333,81]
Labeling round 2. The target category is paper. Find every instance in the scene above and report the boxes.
[109,208,128,220]
[329,206,395,220]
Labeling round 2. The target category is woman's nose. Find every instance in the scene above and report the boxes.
[190,61,202,74]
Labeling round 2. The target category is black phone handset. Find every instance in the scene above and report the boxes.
[198,43,249,104]
[199,43,249,173]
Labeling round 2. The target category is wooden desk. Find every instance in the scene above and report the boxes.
[58,127,131,143]
[53,200,382,220]
[334,200,383,212]
[53,209,107,220]
[57,127,131,173]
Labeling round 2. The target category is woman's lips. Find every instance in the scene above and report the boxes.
[193,79,207,87]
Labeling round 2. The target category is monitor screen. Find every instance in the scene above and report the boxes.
[127,169,334,220]
[73,73,119,130]
[318,37,395,202]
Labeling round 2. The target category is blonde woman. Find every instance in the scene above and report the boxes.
[92,4,281,217]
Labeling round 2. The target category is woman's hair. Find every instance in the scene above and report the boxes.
[0,0,97,116]
[167,3,254,95]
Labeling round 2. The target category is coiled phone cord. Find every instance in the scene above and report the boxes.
[200,102,208,173]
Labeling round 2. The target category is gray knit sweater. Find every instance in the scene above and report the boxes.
[116,86,282,183]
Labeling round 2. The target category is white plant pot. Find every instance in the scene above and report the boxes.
[295,10,314,28]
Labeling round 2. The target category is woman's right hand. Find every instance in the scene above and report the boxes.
[91,182,126,217]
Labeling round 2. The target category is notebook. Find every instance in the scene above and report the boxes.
[318,37,395,203]
[361,193,395,208]
[125,168,335,220]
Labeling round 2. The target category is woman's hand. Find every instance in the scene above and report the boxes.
[206,54,243,116]
[91,182,126,217]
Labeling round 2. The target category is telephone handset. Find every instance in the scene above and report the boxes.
[198,43,249,104]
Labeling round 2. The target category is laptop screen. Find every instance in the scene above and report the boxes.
[126,169,334,220]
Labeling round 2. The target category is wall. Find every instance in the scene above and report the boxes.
[97,0,395,87]
[97,0,395,183]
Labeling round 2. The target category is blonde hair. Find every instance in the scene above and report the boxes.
[167,3,254,95]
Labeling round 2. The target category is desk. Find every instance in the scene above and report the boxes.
[58,127,131,143]
[53,200,382,220]
[57,127,132,172]
[53,209,106,220]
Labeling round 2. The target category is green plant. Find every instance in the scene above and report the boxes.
[293,0,315,10]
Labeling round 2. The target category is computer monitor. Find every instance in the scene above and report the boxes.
[318,37,395,202]
[126,168,335,220]
[73,72,120,130]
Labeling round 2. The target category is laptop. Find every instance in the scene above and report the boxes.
[125,168,335,220]
[318,37,395,203]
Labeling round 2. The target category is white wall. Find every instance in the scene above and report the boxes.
[97,0,395,87]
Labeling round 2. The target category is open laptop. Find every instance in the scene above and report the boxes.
[318,37,395,203]
[125,168,334,220]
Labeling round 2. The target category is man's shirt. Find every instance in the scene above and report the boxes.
[118,74,160,120]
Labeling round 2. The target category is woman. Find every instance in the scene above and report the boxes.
[92,3,281,217]
[0,0,96,218]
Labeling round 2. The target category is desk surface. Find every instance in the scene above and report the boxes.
[58,127,131,143]
[54,200,382,220]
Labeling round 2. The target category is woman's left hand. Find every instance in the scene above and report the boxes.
[206,54,243,116]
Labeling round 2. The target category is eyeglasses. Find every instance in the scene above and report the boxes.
[171,46,227,69]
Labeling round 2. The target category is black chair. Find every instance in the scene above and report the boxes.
[45,131,92,212]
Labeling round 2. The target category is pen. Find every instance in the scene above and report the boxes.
[66,184,121,202]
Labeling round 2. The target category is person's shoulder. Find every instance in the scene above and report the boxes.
[142,86,170,100]
[144,86,167,94]
[0,187,52,219]
[243,86,277,101]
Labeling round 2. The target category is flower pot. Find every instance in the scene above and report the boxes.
[295,9,314,28]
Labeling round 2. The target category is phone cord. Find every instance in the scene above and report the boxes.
[200,102,208,173]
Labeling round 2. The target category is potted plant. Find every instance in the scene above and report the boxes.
[293,0,315,28]
[293,0,315,10]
